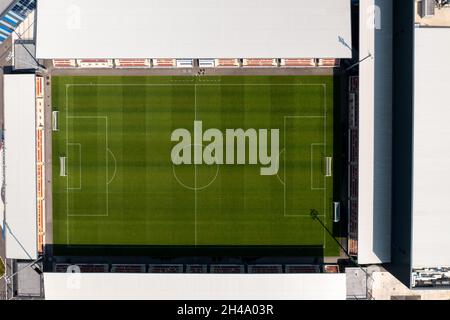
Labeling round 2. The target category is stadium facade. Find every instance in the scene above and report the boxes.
[390,0,450,290]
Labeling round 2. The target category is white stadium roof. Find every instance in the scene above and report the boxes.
[357,0,392,264]
[35,0,352,59]
[3,74,38,260]
[44,273,346,300]
[412,27,450,268]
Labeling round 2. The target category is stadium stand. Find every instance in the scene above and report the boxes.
[54,264,109,273]
[36,76,45,253]
[176,59,194,68]
[349,130,358,163]
[148,264,183,273]
[114,59,150,68]
[349,93,358,128]
[52,59,77,68]
[242,58,277,67]
[76,59,113,68]
[0,0,36,44]
[317,58,340,67]
[111,264,146,273]
[185,265,208,273]
[214,58,240,67]
[284,265,320,273]
[210,265,245,273]
[349,165,358,199]
[198,59,216,68]
[248,265,283,273]
[323,265,340,273]
[348,200,358,256]
[349,76,359,93]
[347,76,359,256]
[152,58,176,67]
[280,58,315,67]
[36,76,43,98]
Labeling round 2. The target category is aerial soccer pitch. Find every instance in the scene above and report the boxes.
[51,75,339,256]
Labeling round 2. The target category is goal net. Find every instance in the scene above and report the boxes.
[52,111,59,131]
[60,156,67,176]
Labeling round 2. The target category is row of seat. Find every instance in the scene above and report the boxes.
[52,58,340,69]
[35,76,45,254]
[347,76,359,257]
[54,263,339,273]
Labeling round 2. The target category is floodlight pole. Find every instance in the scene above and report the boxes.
[345,52,373,72]
[310,209,373,281]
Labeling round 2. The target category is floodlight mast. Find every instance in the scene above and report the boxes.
[310,209,373,281]
[345,52,373,72]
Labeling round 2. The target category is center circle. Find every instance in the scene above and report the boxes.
[172,143,220,191]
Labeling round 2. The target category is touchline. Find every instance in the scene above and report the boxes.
[171,120,280,176]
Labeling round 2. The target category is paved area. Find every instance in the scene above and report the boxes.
[346,267,369,299]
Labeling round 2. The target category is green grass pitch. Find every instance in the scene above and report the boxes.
[51,75,338,256]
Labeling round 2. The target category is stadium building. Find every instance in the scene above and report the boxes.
[389,0,450,290]
[0,0,448,300]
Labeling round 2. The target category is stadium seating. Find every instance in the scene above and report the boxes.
[111,264,146,273]
[242,59,277,67]
[185,265,208,273]
[248,265,283,273]
[210,265,245,273]
[148,264,183,273]
[348,200,358,256]
[323,265,340,273]
[77,59,114,68]
[114,59,150,68]
[214,59,240,67]
[36,76,44,98]
[349,76,359,93]
[347,75,359,257]
[349,165,358,199]
[349,129,358,163]
[35,86,45,252]
[284,265,320,273]
[36,161,44,252]
[54,264,109,273]
[176,59,194,68]
[152,58,176,67]
[198,59,216,68]
[53,59,77,68]
[348,93,358,128]
[280,58,315,67]
[317,58,340,68]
